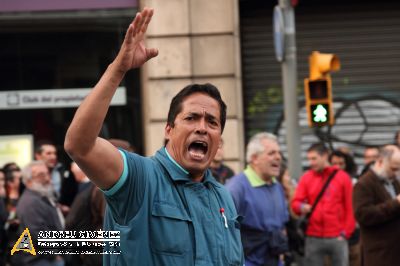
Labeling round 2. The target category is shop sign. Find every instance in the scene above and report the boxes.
[0,87,126,110]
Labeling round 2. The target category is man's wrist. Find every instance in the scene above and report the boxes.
[109,62,127,79]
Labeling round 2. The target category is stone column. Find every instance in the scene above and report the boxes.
[140,0,244,173]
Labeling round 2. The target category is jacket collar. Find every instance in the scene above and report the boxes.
[154,148,221,187]
[312,165,339,177]
[244,165,276,187]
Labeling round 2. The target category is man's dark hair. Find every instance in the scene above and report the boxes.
[2,162,20,173]
[34,139,55,154]
[5,170,17,182]
[307,142,329,155]
[365,145,379,152]
[167,83,227,132]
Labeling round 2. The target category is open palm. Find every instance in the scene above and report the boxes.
[115,8,158,72]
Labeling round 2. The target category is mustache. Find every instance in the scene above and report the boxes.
[30,182,56,199]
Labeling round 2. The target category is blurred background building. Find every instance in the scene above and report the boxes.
[1,0,399,174]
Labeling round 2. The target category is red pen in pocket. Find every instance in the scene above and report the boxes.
[220,208,228,228]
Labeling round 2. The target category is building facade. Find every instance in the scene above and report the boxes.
[1,0,400,172]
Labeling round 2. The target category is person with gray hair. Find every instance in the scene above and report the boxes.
[245,132,278,163]
[12,160,64,266]
[226,132,289,266]
[353,144,400,266]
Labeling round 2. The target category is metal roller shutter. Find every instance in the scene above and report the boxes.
[240,0,400,170]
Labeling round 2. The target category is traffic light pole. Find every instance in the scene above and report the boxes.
[279,0,303,180]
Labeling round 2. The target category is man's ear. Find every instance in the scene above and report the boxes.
[165,124,172,139]
[218,139,223,149]
[250,153,259,165]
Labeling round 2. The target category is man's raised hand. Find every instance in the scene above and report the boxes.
[114,7,158,73]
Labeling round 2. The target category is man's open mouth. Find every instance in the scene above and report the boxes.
[271,162,280,170]
[188,141,208,160]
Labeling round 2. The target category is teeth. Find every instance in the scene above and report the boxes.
[189,150,205,159]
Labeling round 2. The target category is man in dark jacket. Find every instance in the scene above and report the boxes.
[353,145,400,266]
[13,160,64,266]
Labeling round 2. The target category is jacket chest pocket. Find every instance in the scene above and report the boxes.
[223,216,243,265]
[150,202,192,256]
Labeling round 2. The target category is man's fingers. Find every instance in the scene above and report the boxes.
[124,11,141,45]
[141,8,154,34]
[136,17,145,35]
[131,12,142,37]
[134,8,150,35]
[146,48,159,61]
[123,24,134,45]
[129,8,153,42]
[120,7,157,65]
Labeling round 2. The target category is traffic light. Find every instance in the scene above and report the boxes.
[304,51,340,127]
[305,79,332,126]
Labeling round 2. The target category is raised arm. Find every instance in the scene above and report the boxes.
[64,8,158,190]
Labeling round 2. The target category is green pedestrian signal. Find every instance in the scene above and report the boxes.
[311,104,329,123]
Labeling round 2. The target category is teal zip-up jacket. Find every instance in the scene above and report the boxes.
[102,148,244,266]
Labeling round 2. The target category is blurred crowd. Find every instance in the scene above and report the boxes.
[0,139,134,266]
[225,130,400,266]
[0,130,398,266]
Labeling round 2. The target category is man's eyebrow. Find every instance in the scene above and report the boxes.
[185,111,219,122]
[206,113,218,120]
[186,111,201,117]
